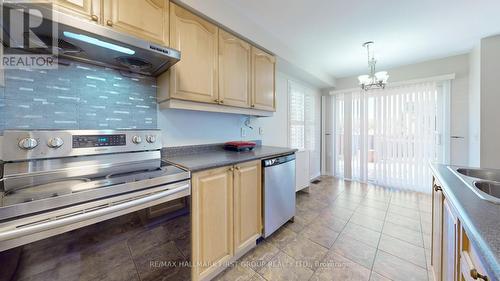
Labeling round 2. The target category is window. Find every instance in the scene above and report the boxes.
[334,80,450,192]
[289,80,315,151]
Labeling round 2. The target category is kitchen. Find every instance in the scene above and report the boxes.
[0,1,500,281]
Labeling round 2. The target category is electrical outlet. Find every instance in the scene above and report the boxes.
[259,127,264,135]
[241,128,247,137]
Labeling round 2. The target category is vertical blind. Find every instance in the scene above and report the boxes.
[289,81,315,151]
[336,81,443,193]
[334,94,345,177]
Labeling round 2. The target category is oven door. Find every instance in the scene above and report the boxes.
[0,180,190,252]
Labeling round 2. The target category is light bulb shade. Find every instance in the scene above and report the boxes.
[358,75,370,85]
[375,71,389,83]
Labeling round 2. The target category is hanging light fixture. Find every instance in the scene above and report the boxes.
[358,41,389,91]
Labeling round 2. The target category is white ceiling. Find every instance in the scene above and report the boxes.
[180,0,500,87]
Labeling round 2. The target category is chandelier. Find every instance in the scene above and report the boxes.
[358,41,389,91]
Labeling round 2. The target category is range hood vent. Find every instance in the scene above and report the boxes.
[1,3,180,76]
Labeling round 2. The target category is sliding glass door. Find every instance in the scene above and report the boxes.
[333,80,450,192]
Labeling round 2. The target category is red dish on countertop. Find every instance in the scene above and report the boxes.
[224,141,256,151]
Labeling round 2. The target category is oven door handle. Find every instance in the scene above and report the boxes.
[0,182,190,242]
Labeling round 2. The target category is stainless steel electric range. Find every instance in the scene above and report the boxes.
[0,130,191,252]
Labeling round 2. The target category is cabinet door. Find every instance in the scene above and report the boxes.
[234,161,262,254]
[192,166,233,281]
[251,46,275,111]
[170,3,218,104]
[54,0,101,23]
[103,0,169,46]
[432,178,444,281]
[442,199,458,281]
[218,30,251,108]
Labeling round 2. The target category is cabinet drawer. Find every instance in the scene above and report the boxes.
[461,251,475,281]
[461,230,490,281]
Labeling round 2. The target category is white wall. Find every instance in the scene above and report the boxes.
[468,46,481,167]
[479,35,500,168]
[334,54,470,166]
[157,71,322,179]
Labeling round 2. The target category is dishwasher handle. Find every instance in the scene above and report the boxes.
[263,154,296,167]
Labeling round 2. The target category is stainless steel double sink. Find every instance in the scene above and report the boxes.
[450,167,500,204]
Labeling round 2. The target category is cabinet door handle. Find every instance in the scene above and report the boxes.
[251,104,255,108]
[214,99,220,103]
[229,167,234,172]
[471,269,489,281]
[91,15,99,22]
[219,100,224,104]
[434,184,442,192]
[235,166,240,171]
[106,20,113,27]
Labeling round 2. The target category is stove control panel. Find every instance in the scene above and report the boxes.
[72,134,126,148]
[2,130,162,161]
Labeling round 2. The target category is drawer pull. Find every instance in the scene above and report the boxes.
[470,269,489,281]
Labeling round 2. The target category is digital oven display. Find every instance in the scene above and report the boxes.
[72,134,126,148]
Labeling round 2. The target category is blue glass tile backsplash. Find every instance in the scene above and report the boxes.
[0,62,157,134]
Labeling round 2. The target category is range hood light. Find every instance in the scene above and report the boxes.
[63,31,135,55]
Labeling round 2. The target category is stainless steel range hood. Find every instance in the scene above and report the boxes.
[1,3,180,76]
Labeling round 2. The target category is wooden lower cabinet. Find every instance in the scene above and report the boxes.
[192,166,234,281]
[431,176,489,281]
[442,199,459,281]
[233,161,262,255]
[432,177,444,281]
[192,161,262,281]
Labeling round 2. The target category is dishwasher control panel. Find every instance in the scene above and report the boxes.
[263,154,296,167]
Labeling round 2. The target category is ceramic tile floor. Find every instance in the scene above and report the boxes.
[214,176,434,281]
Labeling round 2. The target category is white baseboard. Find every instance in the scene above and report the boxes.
[309,172,321,181]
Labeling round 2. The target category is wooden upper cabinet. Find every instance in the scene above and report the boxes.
[103,0,169,46]
[218,29,251,108]
[54,0,102,23]
[233,161,262,255]
[169,3,218,104]
[192,166,234,281]
[251,46,276,111]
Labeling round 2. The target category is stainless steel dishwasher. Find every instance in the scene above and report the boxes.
[262,153,296,238]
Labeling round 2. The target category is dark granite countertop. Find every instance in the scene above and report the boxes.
[430,164,500,280]
[163,144,297,172]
